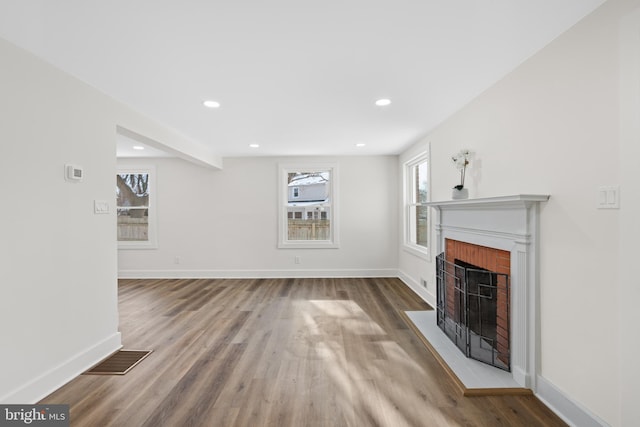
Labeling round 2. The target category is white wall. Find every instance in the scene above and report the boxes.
[618,5,640,426]
[0,36,120,403]
[0,36,209,403]
[118,156,398,277]
[398,1,640,425]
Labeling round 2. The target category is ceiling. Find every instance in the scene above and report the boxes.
[0,0,605,159]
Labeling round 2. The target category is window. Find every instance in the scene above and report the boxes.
[117,166,157,249]
[404,153,429,257]
[278,163,339,248]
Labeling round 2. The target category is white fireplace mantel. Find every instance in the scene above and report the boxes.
[426,194,550,208]
[426,194,549,390]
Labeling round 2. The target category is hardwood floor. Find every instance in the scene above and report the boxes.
[41,278,566,426]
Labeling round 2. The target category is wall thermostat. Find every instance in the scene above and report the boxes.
[65,164,83,182]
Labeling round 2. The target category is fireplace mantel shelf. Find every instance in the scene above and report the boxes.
[425,194,549,209]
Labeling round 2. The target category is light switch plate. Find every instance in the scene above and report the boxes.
[597,186,620,209]
[94,200,110,214]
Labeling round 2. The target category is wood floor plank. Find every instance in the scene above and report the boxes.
[40,277,567,426]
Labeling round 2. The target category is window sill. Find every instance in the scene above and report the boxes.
[118,241,158,250]
[278,241,340,249]
[403,244,430,261]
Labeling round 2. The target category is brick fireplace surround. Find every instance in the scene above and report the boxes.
[426,195,549,390]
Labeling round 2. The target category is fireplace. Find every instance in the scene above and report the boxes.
[425,195,549,390]
[436,240,510,371]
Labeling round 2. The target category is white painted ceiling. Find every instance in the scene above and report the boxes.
[0,0,605,158]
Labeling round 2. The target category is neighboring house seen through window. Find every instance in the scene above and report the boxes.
[278,163,339,249]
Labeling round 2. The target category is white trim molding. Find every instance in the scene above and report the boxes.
[118,268,398,279]
[397,270,436,307]
[402,148,431,260]
[536,376,609,427]
[0,333,121,404]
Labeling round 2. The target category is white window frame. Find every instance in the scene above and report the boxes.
[403,152,430,259]
[278,162,339,249]
[117,166,158,250]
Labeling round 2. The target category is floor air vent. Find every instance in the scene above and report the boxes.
[84,350,152,375]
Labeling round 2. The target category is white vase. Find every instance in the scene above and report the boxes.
[452,187,469,200]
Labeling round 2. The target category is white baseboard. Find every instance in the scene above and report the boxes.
[118,268,398,279]
[0,332,122,404]
[397,270,436,308]
[120,269,438,306]
[535,375,609,427]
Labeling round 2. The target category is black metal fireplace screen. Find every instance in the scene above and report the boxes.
[436,252,510,371]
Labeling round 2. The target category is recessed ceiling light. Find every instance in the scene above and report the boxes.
[203,100,221,108]
[132,145,145,150]
[375,98,391,106]
[249,143,260,148]
[356,143,366,147]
